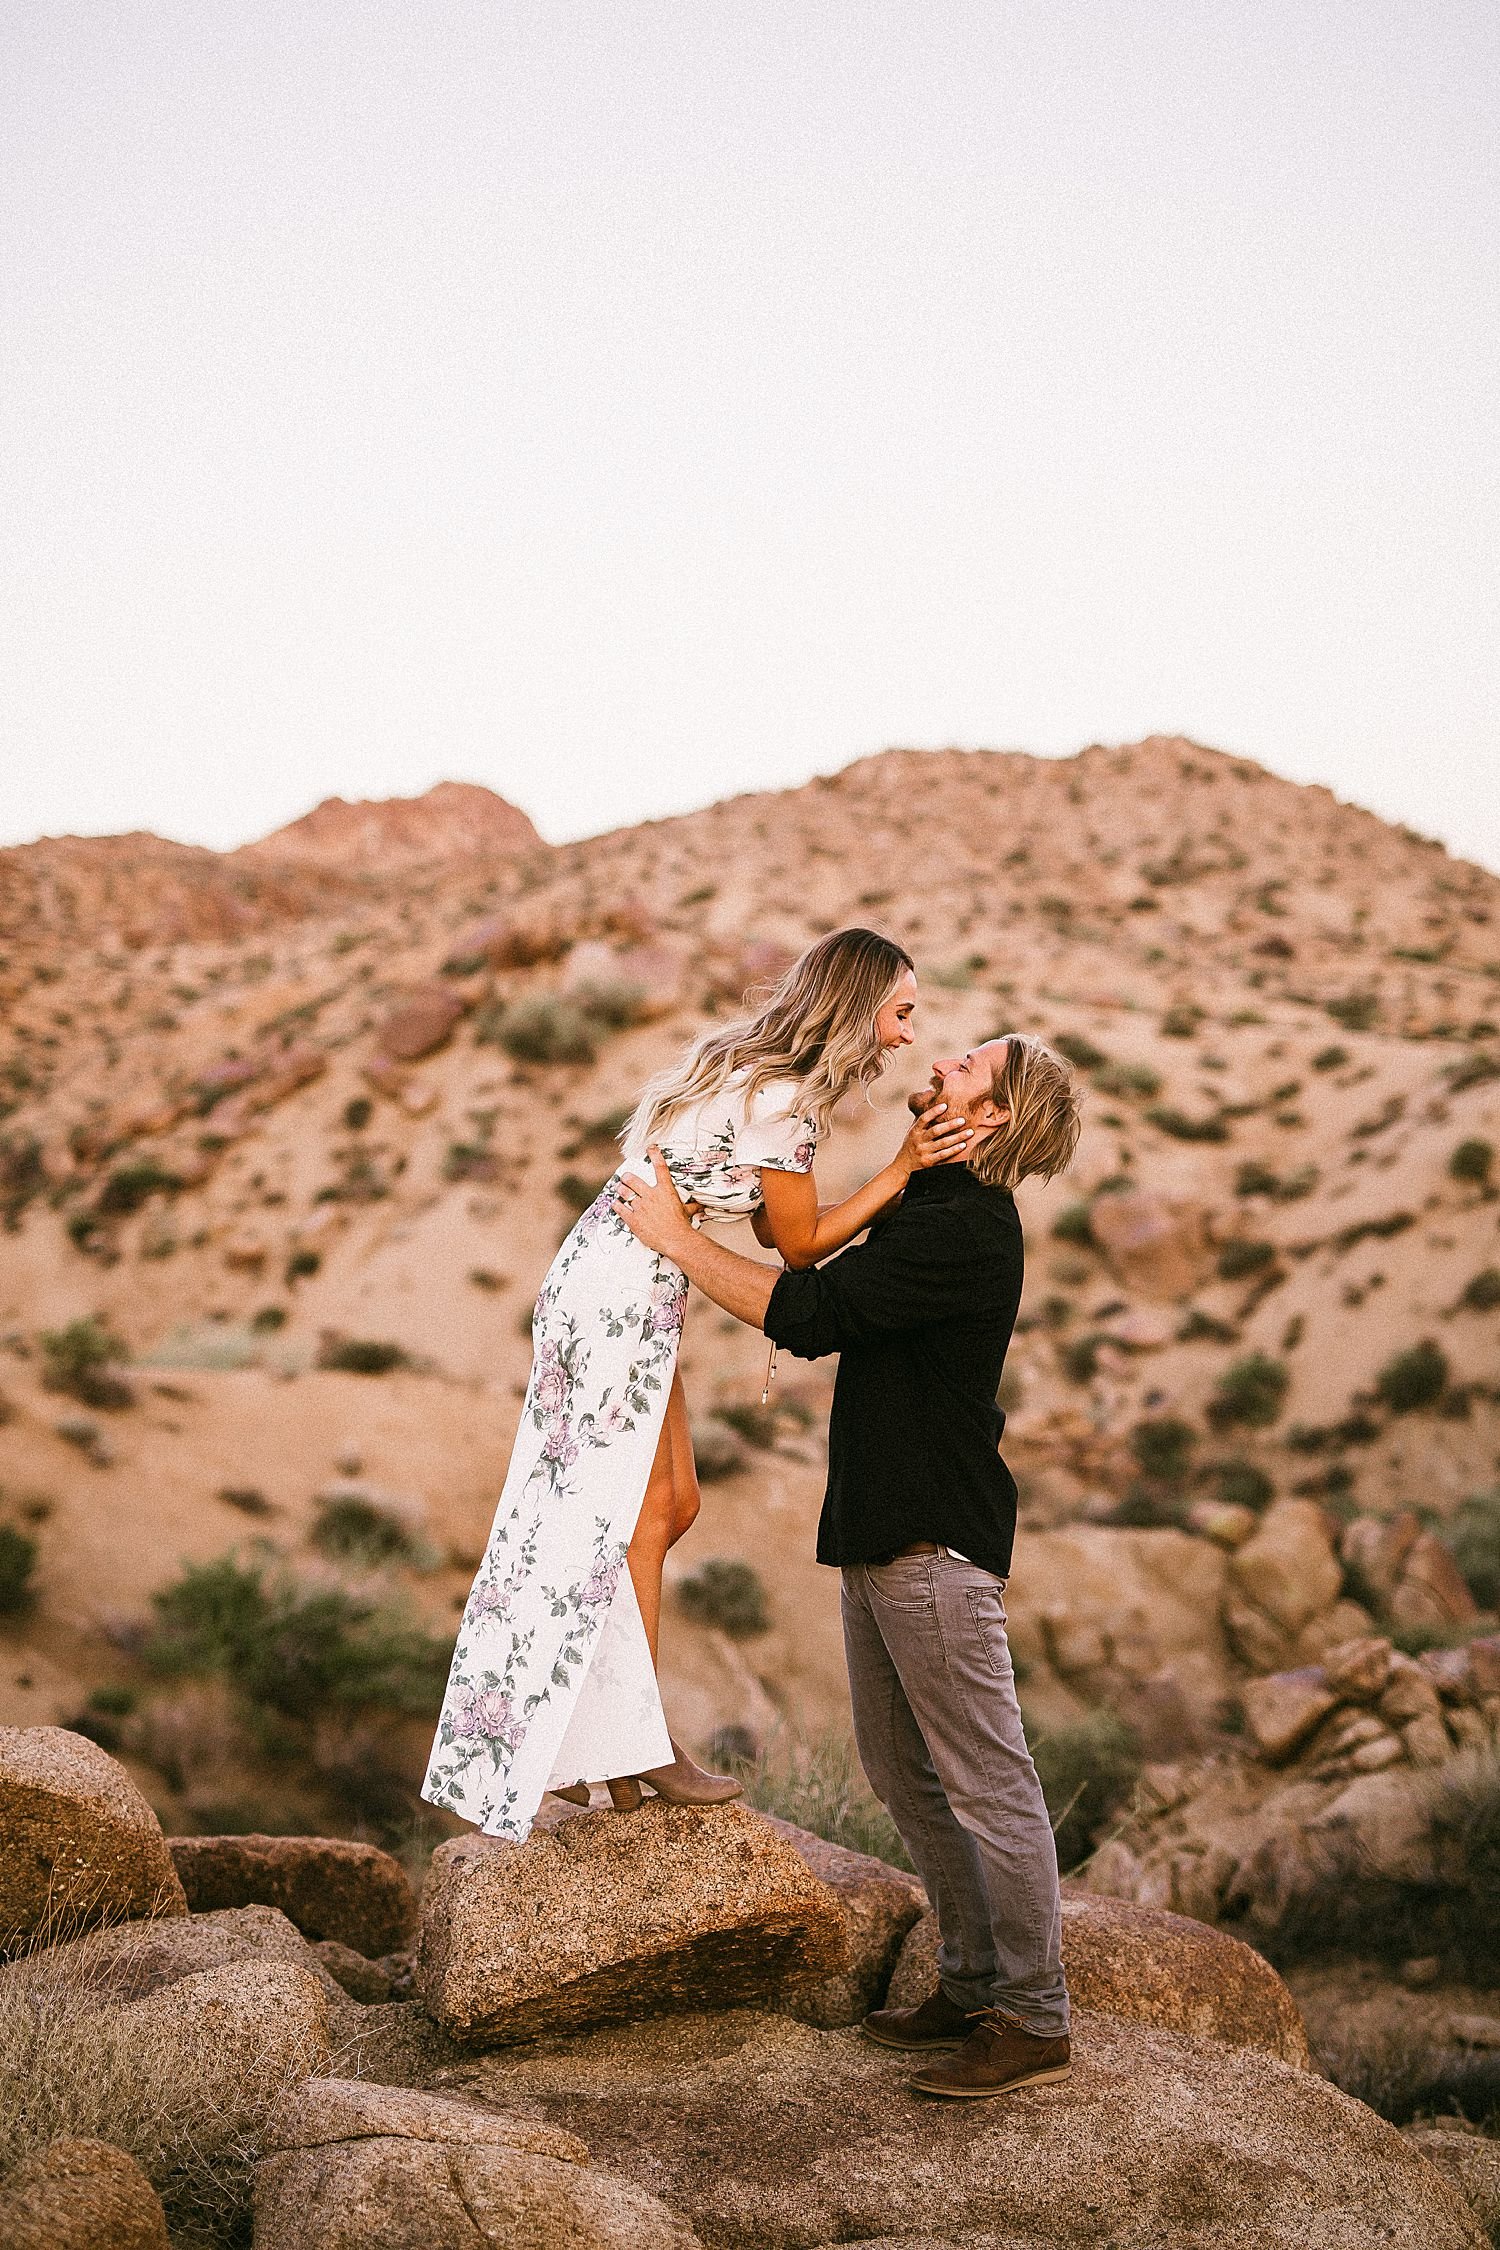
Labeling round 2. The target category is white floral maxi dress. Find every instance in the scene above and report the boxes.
[421,1074,818,1842]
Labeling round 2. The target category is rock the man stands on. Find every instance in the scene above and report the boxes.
[614,1033,1082,2100]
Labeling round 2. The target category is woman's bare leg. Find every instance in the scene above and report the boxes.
[626,1368,697,1668]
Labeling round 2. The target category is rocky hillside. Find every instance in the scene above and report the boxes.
[0,739,1497,1857]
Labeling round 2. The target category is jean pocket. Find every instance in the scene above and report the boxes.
[865,1559,936,1614]
[965,1584,1012,1676]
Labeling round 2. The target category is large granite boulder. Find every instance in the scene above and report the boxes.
[0,2137,169,2250]
[887,1888,1310,2066]
[448,2005,1485,2249]
[416,1801,846,2046]
[1405,2128,1500,2240]
[0,1901,362,2025]
[167,1833,417,1956]
[760,1817,926,2029]
[0,1726,186,1955]
[254,2079,696,2249]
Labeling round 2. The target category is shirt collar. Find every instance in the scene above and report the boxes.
[904,1164,998,1204]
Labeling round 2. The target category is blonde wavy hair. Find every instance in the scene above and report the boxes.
[968,1034,1082,1191]
[626,928,915,1147]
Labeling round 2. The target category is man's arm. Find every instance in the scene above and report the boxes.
[613,1150,778,1330]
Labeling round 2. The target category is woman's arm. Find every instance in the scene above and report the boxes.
[758,1103,971,1270]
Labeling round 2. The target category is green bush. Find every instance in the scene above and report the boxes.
[1129,1416,1196,1483]
[285,1248,321,1283]
[316,1337,407,1376]
[1374,1339,1449,1414]
[1160,1004,1203,1039]
[39,1317,133,1409]
[1439,1490,1500,1611]
[0,1523,38,1614]
[1027,1709,1141,1872]
[343,1096,373,1130]
[1216,1239,1277,1280]
[1325,991,1379,1031]
[310,1494,423,1567]
[250,1305,286,1333]
[482,997,598,1066]
[1061,1334,1104,1384]
[713,1402,780,1448]
[96,1160,181,1217]
[1050,1200,1095,1245]
[556,1170,610,1214]
[1459,1268,1500,1312]
[145,1553,450,1718]
[1234,1161,1280,1197]
[1052,1031,1106,1071]
[1145,1105,1229,1143]
[1208,1353,1289,1429]
[1211,1458,1275,1509]
[676,1557,770,1639]
[1449,1137,1494,1186]
[1093,1061,1162,1099]
[1312,1044,1349,1071]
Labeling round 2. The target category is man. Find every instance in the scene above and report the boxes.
[614,1032,1082,2100]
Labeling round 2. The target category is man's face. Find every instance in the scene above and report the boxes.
[909,1037,1011,1131]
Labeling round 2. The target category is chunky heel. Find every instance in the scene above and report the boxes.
[606,1776,644,1812]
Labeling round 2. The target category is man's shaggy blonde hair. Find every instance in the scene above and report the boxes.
[967,1034,1081,1191]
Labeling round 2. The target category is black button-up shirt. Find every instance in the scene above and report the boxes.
[762,1165,1024,1578]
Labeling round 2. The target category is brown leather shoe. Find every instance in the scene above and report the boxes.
[636,1740,743,1806]
[862,1985,973,2051]
[908,2007,1072,2098]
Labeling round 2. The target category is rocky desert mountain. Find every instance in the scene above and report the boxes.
[1,737,1498,1956]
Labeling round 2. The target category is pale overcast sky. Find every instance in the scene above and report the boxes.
[3,2,1497,867]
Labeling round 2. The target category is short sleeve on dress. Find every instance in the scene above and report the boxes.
[733,1079,818,1175]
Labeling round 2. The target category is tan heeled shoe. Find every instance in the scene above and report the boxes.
[549,1783,592,1807]
[606,1776,643,1812]
[636,1740,743,1807]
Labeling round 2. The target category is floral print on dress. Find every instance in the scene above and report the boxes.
[422,1070,817,1842]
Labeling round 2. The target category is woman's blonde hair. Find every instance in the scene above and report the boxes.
[626,928,915,1146]
[968,1035,1082,1191]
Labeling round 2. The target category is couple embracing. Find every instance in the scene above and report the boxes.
[423,929,1082,2101]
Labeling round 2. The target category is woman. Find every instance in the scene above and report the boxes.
[422,929,969,1842]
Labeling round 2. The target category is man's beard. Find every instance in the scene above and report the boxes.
[908,1073,948,1118]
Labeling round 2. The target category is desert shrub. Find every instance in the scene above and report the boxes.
[1027,1709,1141,1872]
[1177,1308,1238,1344]
[310,1494,421,1568]
[1105,1058,1159,1113]
[0,1129,47,1225]
[690,1416,748,1482]
[1050,1199,1095,1245]
[1061,1334,1104,1384]
[1459,1267,1500,1312]
[1449,1136,1494,1186]
[1235,1161,1280,1197]
[1052,1031,1107,1071]
[0,1523,38,1614]
[1145,1105,1229,1143]
[1312,1044,1349,1071]
[1440,1489,1500,1611]
[1211,1458,1275,1509]
[676,1557,770,1638]
[250,1305,286,1333]
[1445,1049,1500,1093]
[1129,1416,1196,1483]
[217,1485,274,1516]
[145,1552,449,1720]
[316,1336,407,1376]
[342,1096,373,1130]
[1107,1484,1188,1530]
[1325,990,1379,1031]
[1216,1238,1277,1280]
[96,1160,181,1217]
[1208,1352,1289,1429]
[284,1247,320,1283]
[482,996,598,1066]
[569,977,646,1030]
[39,1316,133,1409]
[1160,1004,1203,1039]
[556,1170,610,1214]
[1374,1339,1449,1414]
[713,1401,779,1448]
[1313,2012,1500,2128]
[737,1724,914,1870]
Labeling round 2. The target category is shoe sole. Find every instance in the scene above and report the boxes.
[861,2025,967,2052]
[908,2062,1073,2098]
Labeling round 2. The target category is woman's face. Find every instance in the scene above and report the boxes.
[874,968,919,1054]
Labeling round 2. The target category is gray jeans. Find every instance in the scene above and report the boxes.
[841,1549,1069,2038]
